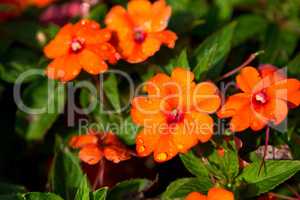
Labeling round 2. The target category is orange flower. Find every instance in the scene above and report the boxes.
[105,0,177,63]
[44,19,119,82]
[185,188,234,200]
[131,67,221,162]
[218,65,300,132]
[69,131,132,165]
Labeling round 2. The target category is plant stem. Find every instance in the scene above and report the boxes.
[217,50,264,81]
[259,126,270,175]
[92,159,105,190]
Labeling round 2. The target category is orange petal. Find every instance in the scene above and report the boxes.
[69,134,98,148]
[145,73,172,96]
[230,105,251,132]
[131,96,167,126]
[262,98,288,125]
[217,93,250,118]
[236,66,261,93]
[79,144,102,165]
[75,20,112,45]
[127,0,152,31]
[105,5,134,40]
[270,78,300,106]
[103,146,131,163]
[45,55,81,82]
[171,123,198,153]
[250,113,267,131]
[126,43,156,63]
[79,49,108,75]
[287,90,300,107]
[185,192,207,200]
[207,188,234,200]
[186,112,214,143]
[171,67,195,85]
[156,30,177,48]
[45,56,65,80]
[102,133,132,163]
[259,64,286,81]
[142,34,161,58]
[151,0,172,32]
[87,43,120,64]
[153,134,178,162]
[61,55,82,82]
[136,128,160,157]
[118,38,137,61]
[43,24,73,58]
[193,82,221,113]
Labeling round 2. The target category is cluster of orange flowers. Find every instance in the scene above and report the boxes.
[43,0,177,82]
[131,65,300,162]
[185,188,234,200]
[57,0,300,164]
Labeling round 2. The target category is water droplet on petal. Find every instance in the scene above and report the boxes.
[156,152,168,161]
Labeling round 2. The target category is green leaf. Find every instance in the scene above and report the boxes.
[24,193,64,200]
[260,24,298,66]
[167,0,208,33]
[49,137,85,200]
[117,116,140,145]
[43,24,60,40]
[107,179,151,200]
[287,53,300,77]
[89,4,107,22]
[192,22,236,80]
[0,48,40,83]
[92,187,108,200]
[165,49,190,74]
[208,140,239,180]
[214,0,234,21]
[161,178,213,200]
[74,176,90,200]
[15,79,66,140]
[237,160,300,197]
[233,14,267,46]
[179,151,209,178]
[103,74,121,112]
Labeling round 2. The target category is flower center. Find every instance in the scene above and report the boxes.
[166,109,184,125]
[253,91,268,105]
[70,39,84,53]
[134,30,146,43]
